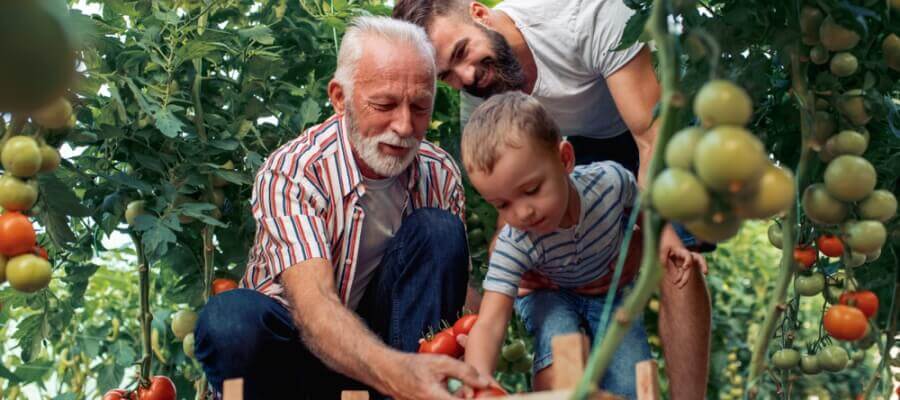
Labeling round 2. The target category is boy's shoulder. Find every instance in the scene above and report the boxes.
[570,161,634,189]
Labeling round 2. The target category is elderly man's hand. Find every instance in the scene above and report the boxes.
[379,352,490,400]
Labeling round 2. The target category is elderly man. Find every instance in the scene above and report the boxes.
[393,1,712,398]
[194,17,490,399]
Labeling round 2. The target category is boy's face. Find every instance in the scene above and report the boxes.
[468,137,576,235]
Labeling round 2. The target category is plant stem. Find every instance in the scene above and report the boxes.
[130,232,153,387]
[571,0,681,397]
[746,45,814,397]
[860,263,899,398]
[192,58,207,143]
[201,225,215,302]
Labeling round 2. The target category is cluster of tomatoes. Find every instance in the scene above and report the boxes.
[0,97,71,296]
[651,79,795,243]
[102,376,176,400]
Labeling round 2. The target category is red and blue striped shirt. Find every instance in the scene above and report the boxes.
[242,114,466,306]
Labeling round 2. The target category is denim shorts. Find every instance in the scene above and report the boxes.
[514,288,652,399]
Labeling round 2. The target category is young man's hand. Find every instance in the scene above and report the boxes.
[660,225,708,289]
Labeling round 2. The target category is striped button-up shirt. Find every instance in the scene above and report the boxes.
[242,114,466,306]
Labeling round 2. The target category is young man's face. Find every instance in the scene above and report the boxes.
[468,138,576,235]
[338,38,436,178]
[427,15,525,98]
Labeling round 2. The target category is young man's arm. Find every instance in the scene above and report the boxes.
[282,259,489,400]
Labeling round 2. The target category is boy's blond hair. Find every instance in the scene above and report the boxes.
[461,92,561,174]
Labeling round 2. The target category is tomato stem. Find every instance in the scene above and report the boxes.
[746,42,815,395]
[572,0,681,397]
[129,231,153,387]
[860,268,898,398]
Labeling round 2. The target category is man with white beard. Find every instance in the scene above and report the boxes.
[193,16,492,399]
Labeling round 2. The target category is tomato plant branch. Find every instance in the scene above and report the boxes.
[192,58,208,143]
[861,261,898,398]
[746,44,815,397]
[572,0,680,397]
[129,232,153,387]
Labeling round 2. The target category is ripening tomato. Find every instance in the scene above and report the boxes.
[212,278,239,295]
[839,290,879,318]
[103,389,133,400]
[824,305,868,341]
[418,330,462,358]
[816,234,844,257]
[473,386,508,398]
[452,314,478,337]
[135,376,176,400]
[793,245,818,269]
[0,212,36,256]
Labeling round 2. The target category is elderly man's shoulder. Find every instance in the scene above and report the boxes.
[258,116,344,174]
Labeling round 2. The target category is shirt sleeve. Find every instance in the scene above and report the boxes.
[482,227,535,298]
[251,166,332,279]
[608,161,638,207]
[581,0,645,78]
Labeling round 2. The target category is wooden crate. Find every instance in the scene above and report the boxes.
[222,333,660,399]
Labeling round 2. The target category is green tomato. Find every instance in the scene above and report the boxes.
[812,111,836,148]
[1,136,42,178]
[0,174,38,212]
[795,273,825,297]
[819,17,860,52]
[125,200,147,227]
[693,126,767,194]
[824,155,876,202]
[501,340,526,362]
[6,254,52,293]
[843,251,867,268]
[693,80,753,128]
[511,354,533,373]
[771,349,800,369]
[818,345,849,372]
[844,220,886,254]
[836,92,871,126]
[664,127,705,170]
[171,310,199,341]
[858,190,897,222]
[829,52,858,77]
[800,354,821,374]
[768,223,783,249]
[183,333,196,359]
[810,45,829,64]
[0,254,7,283]
[824,130,867,157]
[684,213,743,243]
[802,184,848,225]
[733,164,795,219]
[650,168,711,221]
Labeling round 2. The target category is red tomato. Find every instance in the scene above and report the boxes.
[33,245,48,260]
[839,290,879,318]
[418,331,462,358]
[824,305,868,341]
[103,389,133,400]
[0,212,36,256]
[135,376,176,400]
[473,386,508,398]
[212,278,239,295]
[453,314,478,337]
[793,245,818,269]
[816,234,844,257]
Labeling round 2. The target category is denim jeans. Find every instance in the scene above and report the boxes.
[194,208,469,399]
[514,288,652,400]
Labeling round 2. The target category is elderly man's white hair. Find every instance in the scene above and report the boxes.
[333,16,436,97]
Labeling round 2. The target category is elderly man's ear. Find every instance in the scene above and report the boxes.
[328,79,347,114]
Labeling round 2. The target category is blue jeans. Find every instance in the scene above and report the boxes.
[194,208,469,399]
[514,288,651,399]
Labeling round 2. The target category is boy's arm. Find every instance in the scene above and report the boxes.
[464,291,515,376]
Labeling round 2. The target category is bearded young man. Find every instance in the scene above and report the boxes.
[393,1,712,398]
[193,16,492,400]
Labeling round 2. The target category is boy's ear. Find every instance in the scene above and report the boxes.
[559,140,575,173]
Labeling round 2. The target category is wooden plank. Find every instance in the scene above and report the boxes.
[222,378,243,400]
[635,360,661,400]
[341,390,370,400]
[550,333,587,390]
[502,389,623,400]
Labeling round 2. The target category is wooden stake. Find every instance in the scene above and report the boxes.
[222,378,243,400]
[635,360,661,400]
[341,391,370,400]
[550,333,587,390]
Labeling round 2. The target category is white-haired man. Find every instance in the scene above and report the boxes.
[194,17,491,399]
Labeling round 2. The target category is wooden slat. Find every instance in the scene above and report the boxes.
[635,360,661,400]
[222,378,243,400]
[502,389,624,400]
[341,390,370,400]
[550,333,587,390]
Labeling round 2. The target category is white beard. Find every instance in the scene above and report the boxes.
[346,107,421,178]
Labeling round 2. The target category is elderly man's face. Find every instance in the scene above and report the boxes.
[340,38,436,179]
[427,16,525,99]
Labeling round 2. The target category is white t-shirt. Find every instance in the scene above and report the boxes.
[348,174,407,310]
[461,0,644,139]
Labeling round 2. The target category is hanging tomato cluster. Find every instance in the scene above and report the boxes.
[651,79,796,243]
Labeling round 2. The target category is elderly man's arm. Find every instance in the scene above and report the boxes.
[281,259,488,400]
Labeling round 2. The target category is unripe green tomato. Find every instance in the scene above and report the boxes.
[501,340,526,362]
[811,111,836,149]
[836,92,870,126]
[858,190,897,222]
[183,333,196,359]
[664,127,705,170]
[819,17,860,52]
[1,136,43,178]
[795,273,825,296]
[843,251,867,268]
[809,45,829,65]
[733,164,795,219]
[818,345,849,372]
[171,310,199,341]
[771,349,800,369]
[511,354,533,373]
[824,130,867,157]
[684,213,743,243]
[125,200,146,226]
[829,52,858,77]
[693,80,753,128]
[650,168,711,221]
[693,126,766,194]
[865,248,881,263]
[0,174,38,211]
[800,354,821,374]
[38,145,60,173]
[824,155,876,202]
[844,220,887,254]
[802,184,848,225]
[6,254,52,293]
[767,223,783,249]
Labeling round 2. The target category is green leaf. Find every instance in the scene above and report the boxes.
[135,215,178,259]
[37,174,92,217]
[95,361,125,393]
[13,360,52,384]
[112,340,137,366]
[152,105,185,138]
[41,210,77,248]
[239,25,275,45]
[299,99,322,126]
[13,313,48,363]
[106,172,155,192]
[614,8,651,51]
[0,362,21,383]
[175,41,218,66]
[212,170,251,186]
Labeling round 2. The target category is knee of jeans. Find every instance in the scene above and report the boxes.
[195,290,275,365]
[406,208,468,269]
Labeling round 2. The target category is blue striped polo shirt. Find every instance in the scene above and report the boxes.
[482,161,637,298]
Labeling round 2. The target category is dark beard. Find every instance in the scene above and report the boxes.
[463,25,526,99]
